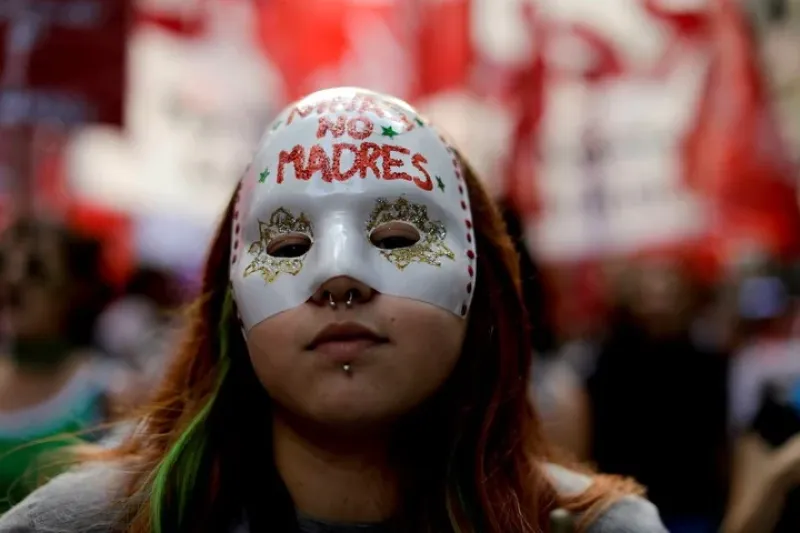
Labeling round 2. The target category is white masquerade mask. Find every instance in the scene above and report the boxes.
[230,88,477,331]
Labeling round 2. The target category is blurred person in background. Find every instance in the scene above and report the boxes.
[94,266,188,448]
[498,202,590,458]
[95,266,186,408]
[0,218,121,512]
[0,88,666,533]
[722,269,800,533]
[570,259,729,533]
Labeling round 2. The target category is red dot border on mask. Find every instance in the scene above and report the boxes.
[441,140,475,318]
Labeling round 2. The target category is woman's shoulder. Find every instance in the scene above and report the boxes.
[545,463,668,533]
[0,462,129,532]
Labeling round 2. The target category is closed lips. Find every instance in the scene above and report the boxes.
[308,323,387,349]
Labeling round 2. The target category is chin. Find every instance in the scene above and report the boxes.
[301,388,415,430]
[270,367,440,432]
[299,405,401,433]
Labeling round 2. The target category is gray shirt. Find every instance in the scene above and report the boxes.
[0,463,666,532]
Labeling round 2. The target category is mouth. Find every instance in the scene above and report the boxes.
[308,322,388,361]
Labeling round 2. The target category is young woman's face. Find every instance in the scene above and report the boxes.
[247,281,467,427]
[230,88,478,427]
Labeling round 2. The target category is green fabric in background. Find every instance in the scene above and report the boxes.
[0,389,106,515]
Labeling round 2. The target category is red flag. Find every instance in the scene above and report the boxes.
[68,202,134,289]
[135,0,208,37]
[504,6,627,219]
[254,0,416,103]
[683,0,800,260]
[503,4,548,218]
[641,0,710,41]
[34,132,133,288]
[253,0,472,105]
[416,0,472,97]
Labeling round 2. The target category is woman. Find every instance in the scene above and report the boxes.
[0,88,666,532]
[498,202,588,457]
[94,267,188,447]
[95,267,186,405]
[0,219,120,512]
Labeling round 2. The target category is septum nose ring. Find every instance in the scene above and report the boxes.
[324,290,357,376]
[327,290,356,309]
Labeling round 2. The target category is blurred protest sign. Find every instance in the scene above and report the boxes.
[478,0,800,330]
[494,0,711,264]
[0,0,130,126]
[491,0,799,266]
[0,0,130,218]
[683,0,800,262]
[66,0,277,277]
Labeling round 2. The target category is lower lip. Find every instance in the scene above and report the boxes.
[312,338,382,361]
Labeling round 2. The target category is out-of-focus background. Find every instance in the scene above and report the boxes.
[1,0,800,531]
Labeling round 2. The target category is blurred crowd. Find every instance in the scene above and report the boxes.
[0,216,183,512]
[505,194,800,533]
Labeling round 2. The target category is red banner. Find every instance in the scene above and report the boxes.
[415,0,472,98]
[683,0,800,261]
[254,0,471,105]
[35,130,133,287]
[500,0,799,266]
[0,0,131,126]
[135,0,207,37]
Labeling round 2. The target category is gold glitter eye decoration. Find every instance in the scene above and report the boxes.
[366,197,455,270]
[267,233,312,258]
[244,207,314,283]
[369,221,420,250]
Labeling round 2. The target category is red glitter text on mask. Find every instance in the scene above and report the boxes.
[317,115,374,140]
[276,142,433,192]
[286,94,416,134]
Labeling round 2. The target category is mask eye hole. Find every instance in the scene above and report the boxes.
[369,221,420,250]
[267,233,312,258]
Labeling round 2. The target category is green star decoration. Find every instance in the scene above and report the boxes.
[435,175,445,192]
[381,125,399,139]
[415,117,424,127]
[259,168,270,183]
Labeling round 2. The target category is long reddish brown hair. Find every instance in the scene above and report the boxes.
[83,152,641,532]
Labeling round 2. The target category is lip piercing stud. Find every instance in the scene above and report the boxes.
[328,292,337,309]
[342,363,351,373]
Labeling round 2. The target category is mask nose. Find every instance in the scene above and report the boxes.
[308,211,369,290]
